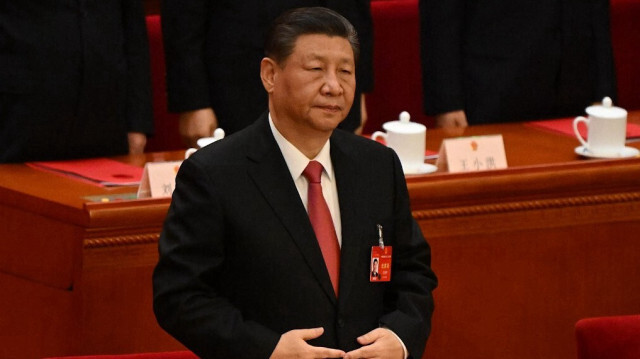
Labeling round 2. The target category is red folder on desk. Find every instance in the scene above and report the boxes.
[527,118,640,139]
[28,158,143,187]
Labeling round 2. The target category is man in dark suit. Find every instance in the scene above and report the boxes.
[153,7,436,359]
[161,0,373,147]
[419,0,617,128]
[0,0,153,163]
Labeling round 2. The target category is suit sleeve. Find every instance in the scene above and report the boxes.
[379,151,438,358]
[122,0,154,134]
[327,0,374,93]
[419,0,465,115]
[161,0,212,113]
[591,0,617,102]
[153,158,280,359]
[356,0,374,93]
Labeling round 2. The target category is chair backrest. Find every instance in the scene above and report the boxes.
[610,0,640,110]
[145,15,184,152]
[575,315,640,359]
[43,350,198,359]
[365,0,434,133]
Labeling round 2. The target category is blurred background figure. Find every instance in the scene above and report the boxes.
[161,0,374,147]
[0,0,153,163]
[420,0,617,129]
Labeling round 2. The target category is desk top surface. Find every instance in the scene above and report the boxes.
[421,111,640,168]
[1,112,639,227]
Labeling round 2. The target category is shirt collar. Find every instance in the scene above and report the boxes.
[268,113,334,181]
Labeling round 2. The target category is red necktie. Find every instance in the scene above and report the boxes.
[302,160,340,296]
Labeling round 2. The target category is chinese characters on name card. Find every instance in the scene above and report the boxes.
[436,135,508,173]
[137,161,183,198]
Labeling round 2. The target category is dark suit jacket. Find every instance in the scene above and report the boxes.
[0,0,153,162]
[161,0,374,133]
[153,113,437,358]
[420,0,617,124]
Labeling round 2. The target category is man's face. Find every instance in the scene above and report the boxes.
[266,34,356,134]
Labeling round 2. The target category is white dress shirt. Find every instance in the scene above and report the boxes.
[269,115,342,246]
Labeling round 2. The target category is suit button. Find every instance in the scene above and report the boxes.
[337,318,345,328]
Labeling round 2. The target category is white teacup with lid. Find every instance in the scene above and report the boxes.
[185,128,226,159]
[372,111,426,174]
[573,97,631,157]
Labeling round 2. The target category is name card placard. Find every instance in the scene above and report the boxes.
[137,161,183,198]
[436,135,508,173]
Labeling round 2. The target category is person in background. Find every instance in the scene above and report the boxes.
[153,7,436,359]
[0,0,153,163]
[161,0,374,147]
[420,0,617,129]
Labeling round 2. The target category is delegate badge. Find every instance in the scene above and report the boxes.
[370,224,392,282]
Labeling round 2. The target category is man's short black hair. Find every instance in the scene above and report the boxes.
[264,7,360,65]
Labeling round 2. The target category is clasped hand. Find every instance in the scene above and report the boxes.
[269,327,403,359]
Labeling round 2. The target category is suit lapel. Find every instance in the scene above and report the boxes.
[330,133,369,302]
[245,116,337,304]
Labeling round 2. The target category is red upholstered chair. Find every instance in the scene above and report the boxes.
[43,351,198,359]
[610,0,640,110]
[365,0,434,134]
[144,15,184,152]
[575,315,640,359]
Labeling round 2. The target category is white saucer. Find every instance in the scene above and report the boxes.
[575,146,640,159]
[405,163,438,175]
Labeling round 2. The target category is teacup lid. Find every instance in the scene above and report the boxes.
[197,128,226,148]
[382,111,426,134]
[586,97,627,118]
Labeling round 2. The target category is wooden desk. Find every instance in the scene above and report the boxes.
[0,153,181,358]
[1,115,639,358]
[414,112,640,359]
